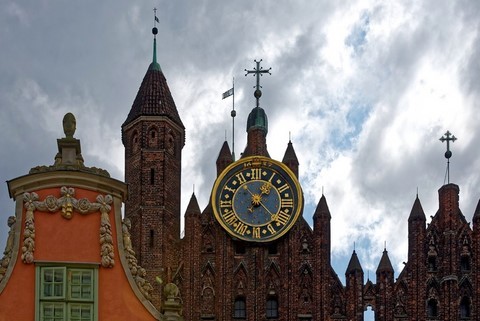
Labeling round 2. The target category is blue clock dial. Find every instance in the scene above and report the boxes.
[212,156,303,242]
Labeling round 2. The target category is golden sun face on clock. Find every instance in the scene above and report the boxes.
[212,156,303,242]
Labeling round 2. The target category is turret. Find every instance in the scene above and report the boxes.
[312,195,331,320]
[345,250,364,321]
[216,141,233,176]
[376,249,394,321]
[406,195,426,320]
[121,23,185,307]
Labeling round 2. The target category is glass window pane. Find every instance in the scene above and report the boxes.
[41,302,65,321]
[69,303,93,321]
[42,268,65,299]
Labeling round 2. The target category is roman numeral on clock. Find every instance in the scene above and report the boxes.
[281,198,293,208]
[235,173,247,184]
[223,210,237,225]
[250,168,262,180]
[234,222,249,236]
[252,227,261,239]
[277,184,290,193]
[220,200,232,208]
[275,210,290,226]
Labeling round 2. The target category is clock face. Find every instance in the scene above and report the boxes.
[212,156,303,242]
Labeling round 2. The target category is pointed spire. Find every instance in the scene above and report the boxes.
[313,195,331,220]
[376,248,394,274]
[122,25,184,130]
[282,140,299,177]
[185,193,201,217]
[346,250,363,275]
[408,195,426,222]
[216,141,233,176]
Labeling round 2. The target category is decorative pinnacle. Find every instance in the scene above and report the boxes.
[439,130,457,159]
[245,59,271,108]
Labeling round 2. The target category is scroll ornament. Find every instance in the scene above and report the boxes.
[21,187,115,267]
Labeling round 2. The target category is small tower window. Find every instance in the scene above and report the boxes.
[266,297,278,319]
[150,230,154,248]
[427,299,438,318]
[428,256,437,271]
[460,296,471,318]
[234,297,246,319]
[461,256,471,272]
[150,168,155,185]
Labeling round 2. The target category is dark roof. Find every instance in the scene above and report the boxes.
[408,196,426,222]
[282,140,299,166]
[123,65,184,129]
[217,141,233,164]
[473,199,480,221]
[185,193,201,217]
[246,107,268,134]
[376,249,394,273]
[313,195,331,220]
[346,250,363,274]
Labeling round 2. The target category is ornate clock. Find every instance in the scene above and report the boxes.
[212,156,303,242]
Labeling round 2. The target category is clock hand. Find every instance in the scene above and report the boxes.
[242,185,276,217]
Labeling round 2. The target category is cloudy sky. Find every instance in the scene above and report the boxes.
[1,0,479,291]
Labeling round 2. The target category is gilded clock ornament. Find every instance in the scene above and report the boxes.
[212,156,303,242]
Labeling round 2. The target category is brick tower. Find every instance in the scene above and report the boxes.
[122,25,185,305]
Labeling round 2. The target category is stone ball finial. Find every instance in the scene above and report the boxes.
[164,282,180,299]
[63,113,76,138]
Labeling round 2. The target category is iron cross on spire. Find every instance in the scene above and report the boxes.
[245,59,271,108]
[440,130,457,184]
[440,130,457,159]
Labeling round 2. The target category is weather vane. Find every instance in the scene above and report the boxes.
[245,59,271,108]
[439,130,457,184]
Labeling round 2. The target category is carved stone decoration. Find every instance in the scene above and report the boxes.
[22,192,37,264]
[21,187,115,267]
[122,218,154,301]
[0,216,17,281]
[97,194,114,268]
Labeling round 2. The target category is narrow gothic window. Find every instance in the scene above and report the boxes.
[428,256,437,271]
[150,168,155,185]
[460,296,471,318]
[234,297,246,318]
[150,230,154,248]
[151,130,156,139]
[266,298,278,319]
[461,256,471,272]
[427,299,438,317]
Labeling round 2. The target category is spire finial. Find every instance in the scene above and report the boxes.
[440,130,457,184]
[149,8,161,71]
[245,59,271,108]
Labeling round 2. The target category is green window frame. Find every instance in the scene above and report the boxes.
[36,265,98,321]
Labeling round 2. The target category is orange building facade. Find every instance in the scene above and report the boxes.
[0,114,183,321]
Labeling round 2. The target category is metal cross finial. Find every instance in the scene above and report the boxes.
[439,130,457,159]
[245,59,271,107]
[440,130,457,184]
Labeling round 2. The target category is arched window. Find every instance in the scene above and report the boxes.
[460,296,471,318]
[266,298,278,319]
[427,299,438,317]
[234,297,246,319]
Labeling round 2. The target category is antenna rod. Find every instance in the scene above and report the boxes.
[231,77,235,161]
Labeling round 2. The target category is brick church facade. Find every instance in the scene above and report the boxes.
[121,30,480,321]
